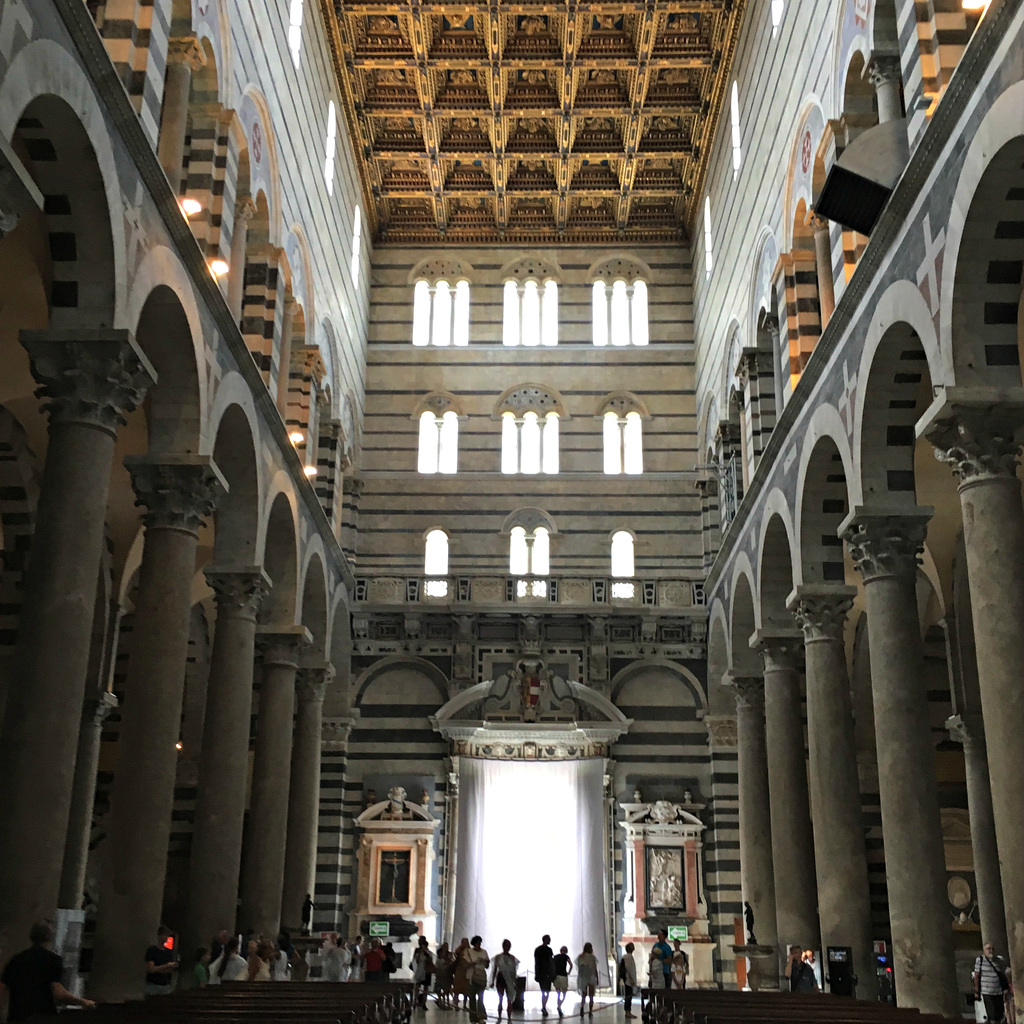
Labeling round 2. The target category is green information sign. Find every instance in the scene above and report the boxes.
[667,925,689,942]
[369,921,390,937]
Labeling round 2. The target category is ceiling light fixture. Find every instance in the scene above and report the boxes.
[209,258,230,279]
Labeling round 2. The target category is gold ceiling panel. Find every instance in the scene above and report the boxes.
[321,0,746,245]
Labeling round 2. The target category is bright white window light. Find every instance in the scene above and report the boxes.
[611,280,629,345]
[704,196,714,279]
[351,205,362,285]
[730,82,742,174]
[522,280,541,347]
[611,530,635,599]
[631,280,649,346]
[324,101,337,195]
[438,410,459,473]
[503,280,519,346]
[771,0,784,34]
[623,411,644,474]
[603,411,621,475]
[501,412,518,474]
[532,527,550,576]
[453,280,470,346]
[520,412,541,474]
[542,279,558,346]
[424,529,449,597]
[288,0,303,68]
[417,410,438,473]
[592,280,608,346]
[542,412,559,474]
[509,526,528,575]
[432,280,452,347]
[412,281,431,346]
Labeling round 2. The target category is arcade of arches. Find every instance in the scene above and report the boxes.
[0,0,1021,1019]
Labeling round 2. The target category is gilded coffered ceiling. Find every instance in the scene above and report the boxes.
[320,1,746,245]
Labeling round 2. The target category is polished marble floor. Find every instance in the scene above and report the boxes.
[416,990,630,1024]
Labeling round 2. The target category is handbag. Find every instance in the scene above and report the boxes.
[471,961,488,987]
[975,997,988,1023]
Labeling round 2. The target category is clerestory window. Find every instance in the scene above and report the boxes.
[503,278,558,346]
[603,410,644,475]
[592,278,648,346]
[611,530,635,599]
[424,529,449,598]
[510,525,550,598]
[417,409,459,474]
[412,278,470,346]
[501,410,559,475]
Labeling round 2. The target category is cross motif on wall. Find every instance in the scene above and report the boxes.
[839,360,858,436]
[916,213,946,317]
[123,180,148,277]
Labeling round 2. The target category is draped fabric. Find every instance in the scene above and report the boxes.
[452,758,608,987]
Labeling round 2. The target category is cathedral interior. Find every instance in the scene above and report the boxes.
[0,0,1022,1018]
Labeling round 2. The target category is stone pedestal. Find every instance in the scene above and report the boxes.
[727,674,779,963]
[753,632,819,965]
[925,394,1024,1011]
[843,511,958,1017]
[732,945,778,992]
[184,567,270,964]
[281,664,333,932]
[0,329,153,962]
[89,457,224,1003]
[240,626,311,939]
[789,585,877,1001]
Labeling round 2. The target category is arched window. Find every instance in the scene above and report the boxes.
[704,196,714,278]
[501,410,559,475]
[603,410,644,475]
[424,529,449,598]
[771,0,784,34]
[503,278,558,346]
[417,409,459,474]
[510,525,550,598]
[288,0,304,68]
[611,531,635,599]
[592,277,649,346]
[730,82,742,174]
[412,277,470,346]
[351,205,362,286]
[324,101,337,195]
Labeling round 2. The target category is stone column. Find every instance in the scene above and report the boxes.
[728,672,779,976]
[227,197,256,322]
[842,511,958,1016]
[753,632,820,961]
[809,214,836,327]
[925,397,1024,1007]
[157,37,207,189]
[946,715,1007,951]
[240,626,311,939]
[281,663,333,932]
[0,330,153,961]
[789,586,877,1000]
[89,457,224,1003]
[58,692,119,909]
[866,55,904,125]
[275,296,298,419]
[184,567,270,962]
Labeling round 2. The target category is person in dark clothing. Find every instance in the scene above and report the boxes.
[0,922,96,1020]
[301,894,314,936]
[144,926,179,995]
[534,934,555,1016]
[784,944,819,993]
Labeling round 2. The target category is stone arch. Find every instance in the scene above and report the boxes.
[707,601,730,685]
[783,99,827,251]
[586,253,654,283]
[408,256,474,285]
[595,391,650,419]
[610,658,706,710]
[493,383,568,419]
[698,392,721,464]
[796,428,853,586]
[298,550,329,657]
[0,47,123,329]
[941,81,1024,386]
[500,253,562,284]
[238,86,281,245]
[757,499,798,629]
[750,228,780,341]
[729,563,759,675]
[413,391,464,419]
[831,0,871,118]
[259,485,299,623]
[325,588,352,705]
[501,507,557,536]
[192,0,230,103]
[209,402,260,564]
[283,225,314,326]
[353,655,450,707]
[319,319,343,412]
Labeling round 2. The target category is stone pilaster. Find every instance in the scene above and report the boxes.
[923,392,1024,1009]
[842,509,958,1016]
[240,626,312,939]
[789,585,877,1000]
[0,330,154,963]
[752,631,819,964]
[89,457,224,1003]
[281,663,334,931]
[184,567,271,967]
[727,673,778,976]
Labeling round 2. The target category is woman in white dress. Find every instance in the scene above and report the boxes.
[576,943,598,1018]
[322,934,344,982]
[491,939,519,1019]
[209,938,248,984]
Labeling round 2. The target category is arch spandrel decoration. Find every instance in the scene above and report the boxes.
[587,254,653,283]
[409,257,474,284]
[430,659,632,759]
[501,254,562,284]
[495,384,566,419]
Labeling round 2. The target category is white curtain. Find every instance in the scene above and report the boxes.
[452,758,608,987]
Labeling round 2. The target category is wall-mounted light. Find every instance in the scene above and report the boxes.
[303,465,318,477]
[289,431,305,445]
[175,741,183,751]
[180,197,203,218]
[209,258,230,279]
[962,0,989,9]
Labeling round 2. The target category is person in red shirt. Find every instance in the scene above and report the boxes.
[364,940,385,981]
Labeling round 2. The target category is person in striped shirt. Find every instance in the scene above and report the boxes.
[974,942,1011,1023]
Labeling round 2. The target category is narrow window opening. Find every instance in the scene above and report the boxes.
[424,529,449,597]
[704,196,714,279]
[288,0,303,68]
[324,101,337,195]
[453,280,470,346]
[351,205,362,286]
[542,280,558,346]
[592,280,608,346]
[432,280,452,347]
[730,82,742,175]
[611,531,635,599]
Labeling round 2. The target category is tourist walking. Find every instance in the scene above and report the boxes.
[467,936,490,1024]
[144,926,179,995]
[784,944,818,993]
[322,934,345,982]
[670,940,688,989]
[412,936,435,1008]
[492,939,520,1019]
[552,946,573,1017]
[576,943,598,1017]
[349,938,364,982]
[0,922,96,1020]
[974,941,1011,1023]
[535,934,556,1017]
[434,942,454,1008]
[209,937,248,984]
[620,942,637,1018]
[452,937,471,1010]
[364,939,386,982]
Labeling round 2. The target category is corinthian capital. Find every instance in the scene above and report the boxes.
[751,630,804,673]
[297,662,335,703]
[704,714,737,749]
[257,624,312,667]
[726,673,765,711]
[788,584,857,642]
[841,508,931,582]
[205,565,271,619]
[920,391,1024,485]
[126,455,225,535]
[166,35,208,71]
[21,329,156,436]
[865,54,902,89]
